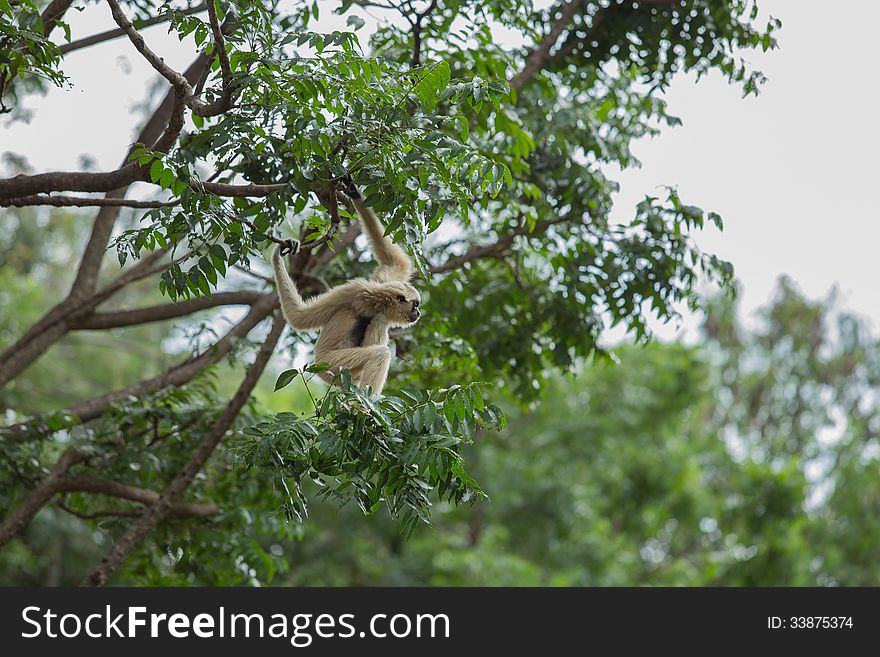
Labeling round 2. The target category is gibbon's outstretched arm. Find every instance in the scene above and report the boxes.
[272,246,335,330]
[349,192,413,283]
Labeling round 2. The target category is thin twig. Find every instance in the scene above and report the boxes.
[206,0,232,89]
[60,3,208,55]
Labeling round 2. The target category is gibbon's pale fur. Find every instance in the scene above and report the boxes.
[272,194,420,395]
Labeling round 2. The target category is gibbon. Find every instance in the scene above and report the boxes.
[272,189,421,395]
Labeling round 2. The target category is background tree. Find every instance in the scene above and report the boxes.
[0,0,778,585]
[243,284,880,587]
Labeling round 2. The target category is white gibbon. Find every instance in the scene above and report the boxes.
[272,188,421,395]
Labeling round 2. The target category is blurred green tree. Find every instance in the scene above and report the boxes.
[276,283,880,586]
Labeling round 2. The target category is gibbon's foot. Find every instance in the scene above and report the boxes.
[279,239,300,257]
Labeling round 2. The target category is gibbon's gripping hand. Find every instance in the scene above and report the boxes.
[278,238,301,257]
[340,175,362,201]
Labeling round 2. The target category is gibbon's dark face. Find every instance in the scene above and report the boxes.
[383,282,421,326]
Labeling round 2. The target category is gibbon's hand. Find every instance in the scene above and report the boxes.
[340,175,362,200]
[278,238,301,257]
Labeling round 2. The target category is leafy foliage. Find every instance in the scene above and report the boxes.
[0,0,67,112]
[236,368,503,538]
[112,4,514,294]
[265,284,880,587]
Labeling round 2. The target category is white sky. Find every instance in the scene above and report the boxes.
[3,0,878,339]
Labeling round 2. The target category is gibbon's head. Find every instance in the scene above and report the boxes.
[376,281,422,327]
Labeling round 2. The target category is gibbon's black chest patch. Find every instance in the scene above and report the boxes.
[351,315,373,347]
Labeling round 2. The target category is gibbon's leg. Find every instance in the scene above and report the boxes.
[356,347,392,394]
[320,345,392,395]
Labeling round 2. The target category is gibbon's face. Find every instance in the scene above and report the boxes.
[382,282,421,326]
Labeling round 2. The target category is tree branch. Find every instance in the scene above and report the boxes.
[510,0,581,93]
[206,0,232,89]
[0,195,177,209]
[0,449,83,547]
[82,315,285,586]
[57,476,220,517]
[307,184,343,251]
[70,291,264,330]
[41,0,75,36]
[59,3,208,55]
[0,167,143,200]
[106,0,234,117]
[410,0,438,67]
[65,293,278,424]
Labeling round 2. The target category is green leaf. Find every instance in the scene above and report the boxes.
[149,160,164,184]
[199,256,217,285]
[423,402,437,430]
[274,369,299,391]
[412,60,451,112]
[208,244,227,261]
[159,168,175,190]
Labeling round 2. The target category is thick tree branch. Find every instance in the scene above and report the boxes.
[510,0,581,93]
[0,449,83,547]
[0,167,142,201]
[307,184,343,251]
[151,90,188,154]
[0,175,289,202]
[0,195,177,208]
[82,315,285,586]
[0,54,211,388]
[71,291,264,330]
[65,293,278,424]
[40,0,75,36]
[57,476,220,517]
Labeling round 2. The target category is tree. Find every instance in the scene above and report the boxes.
[256,283,880,587]
[0,0,778,585]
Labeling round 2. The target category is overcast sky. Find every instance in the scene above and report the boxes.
[3,0,878,339]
